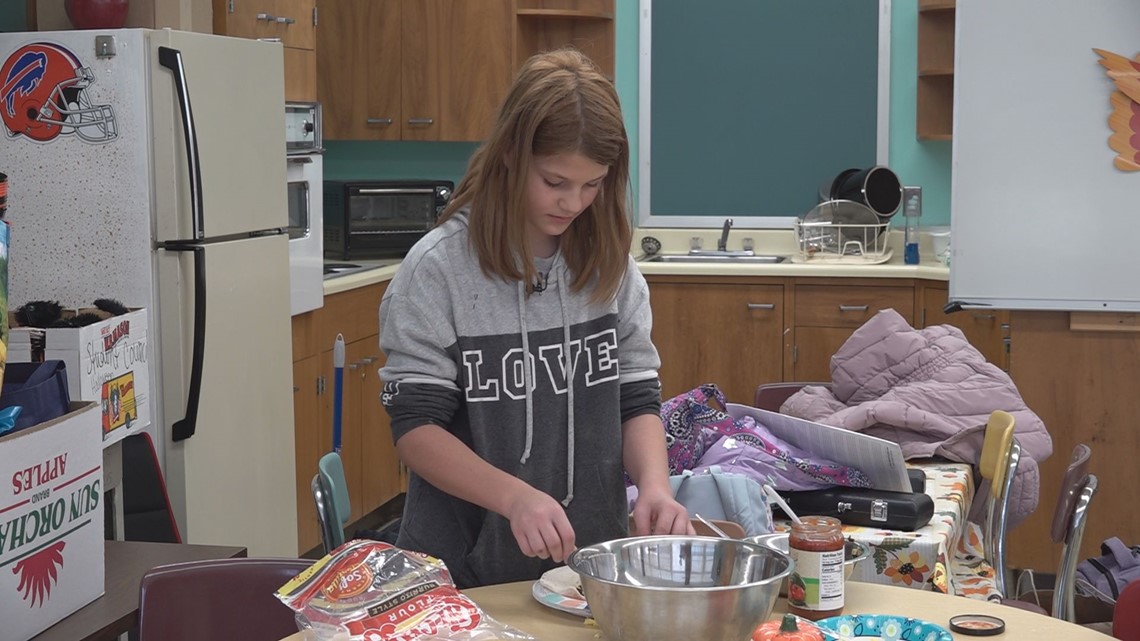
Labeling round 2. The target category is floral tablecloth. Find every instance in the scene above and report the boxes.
[775,461,975,595]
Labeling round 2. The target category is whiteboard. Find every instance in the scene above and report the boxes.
[950,0,1140,312]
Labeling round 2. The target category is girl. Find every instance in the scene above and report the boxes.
[378,48,691,589]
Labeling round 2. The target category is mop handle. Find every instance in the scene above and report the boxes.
[332,334,345,453]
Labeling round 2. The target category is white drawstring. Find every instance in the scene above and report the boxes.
[557,266,575,506]
[517,280,534,464]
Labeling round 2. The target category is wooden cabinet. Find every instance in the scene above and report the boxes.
[291,281,398,554]
[291,353,322,553]
[318,0,513,141]
[919,283,1010,369]
[917,0,956,139]
[318,0,400,140]
[646,277,785,405]
[213,0,318,100]
[789,282,915,381]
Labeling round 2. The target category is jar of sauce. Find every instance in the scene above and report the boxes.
[787,516,845,621]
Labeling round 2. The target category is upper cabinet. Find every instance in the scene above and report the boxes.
[213,0,318,101]
[318,0,513,142]
[514,0,616,78]
[317,0,614,142]
[916,0,955,140]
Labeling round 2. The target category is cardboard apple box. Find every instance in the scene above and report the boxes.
[0,401,104,641]
[9,309,150,447]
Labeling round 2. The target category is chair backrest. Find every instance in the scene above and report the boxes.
[1051,443,1098,623]
[312,473,344,554]
[319,451,351,526]
[138,557,313,641]
[1113,576,1140,640]
[753,382,829,412]
[975,411,1017,597]
[121,432,182,543]
[979,410,1016,488]
[312,451,351,554]
[1051,444,1092,544]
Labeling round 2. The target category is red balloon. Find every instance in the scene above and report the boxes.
[64,0,130,30]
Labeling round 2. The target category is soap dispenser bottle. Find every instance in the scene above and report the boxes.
[903,186,921,265]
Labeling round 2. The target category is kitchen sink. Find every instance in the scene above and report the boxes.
[642,254,789,264]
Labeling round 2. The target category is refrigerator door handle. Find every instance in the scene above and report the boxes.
[158,46,206,241]
[168,246,207,441]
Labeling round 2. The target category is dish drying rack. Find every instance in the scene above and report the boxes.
[792,218,893,264]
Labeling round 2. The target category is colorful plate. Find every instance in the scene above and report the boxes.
[815,614,954,641]
[530,579,591,617]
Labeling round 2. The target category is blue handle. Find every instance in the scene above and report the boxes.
[332,334,345,452]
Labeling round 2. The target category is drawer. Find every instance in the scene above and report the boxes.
[795,285,914,327]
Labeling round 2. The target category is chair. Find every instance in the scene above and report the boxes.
[1113,578,1140,640]
[1049,444,1098,622]
[753,382,829,412]
[1003,444,1099,622]
[952,410,1019,599]
[120,432,182,543]
[137,557,313,641]
[312,451,351,554]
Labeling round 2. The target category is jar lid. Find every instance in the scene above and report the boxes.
[949,614,1006,636]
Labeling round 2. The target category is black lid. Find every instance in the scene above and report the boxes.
[949,614,1006,636]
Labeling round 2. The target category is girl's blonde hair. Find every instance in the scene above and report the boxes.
[438,48,631,304]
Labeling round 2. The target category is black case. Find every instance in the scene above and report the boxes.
[908,468,927,493]
[777,486,935,531]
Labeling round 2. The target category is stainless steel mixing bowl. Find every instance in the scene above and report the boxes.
[566,536,793,641]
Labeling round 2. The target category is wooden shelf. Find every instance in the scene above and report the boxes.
[916,0,956,139]
[516,8,613,19]
[513,1,615,76]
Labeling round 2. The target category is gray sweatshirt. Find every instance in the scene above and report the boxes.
[378,212,662,588]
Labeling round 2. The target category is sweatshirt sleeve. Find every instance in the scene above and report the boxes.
[378,286,462,442]
[616,258,663,423]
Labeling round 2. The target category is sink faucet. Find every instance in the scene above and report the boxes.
[718,218,733,252]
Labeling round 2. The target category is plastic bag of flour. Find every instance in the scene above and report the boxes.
[276,540,537,641]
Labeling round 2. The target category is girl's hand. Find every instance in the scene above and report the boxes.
[631,485,695,536]
[505,485,577,562]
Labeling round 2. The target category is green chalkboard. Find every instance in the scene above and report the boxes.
[646,0,882,220]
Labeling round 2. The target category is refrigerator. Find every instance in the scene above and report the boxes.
[0,29,298,556]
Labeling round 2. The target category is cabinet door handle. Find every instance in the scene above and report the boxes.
[366,117,393,125]
[407,118,435,125]
[838,304,870,312]
[347,363,360,370]
[362,356,377,364]
[746,303,775,310]
[276,16,295,24]
[256,12,276,21]
[972,313,996,320]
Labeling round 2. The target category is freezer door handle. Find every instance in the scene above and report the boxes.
[158,46,206,241]
[168,245,207,441]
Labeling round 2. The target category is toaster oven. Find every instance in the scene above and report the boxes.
[323,179,453,260]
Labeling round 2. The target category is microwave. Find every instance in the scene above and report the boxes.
[323,179,453,260]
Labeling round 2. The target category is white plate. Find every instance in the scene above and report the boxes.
[531,569,591,618]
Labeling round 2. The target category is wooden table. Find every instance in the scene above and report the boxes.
[277,580,1114,640]
[31,540,247,641]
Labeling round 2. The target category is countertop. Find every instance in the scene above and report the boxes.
[320,229,950,296]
